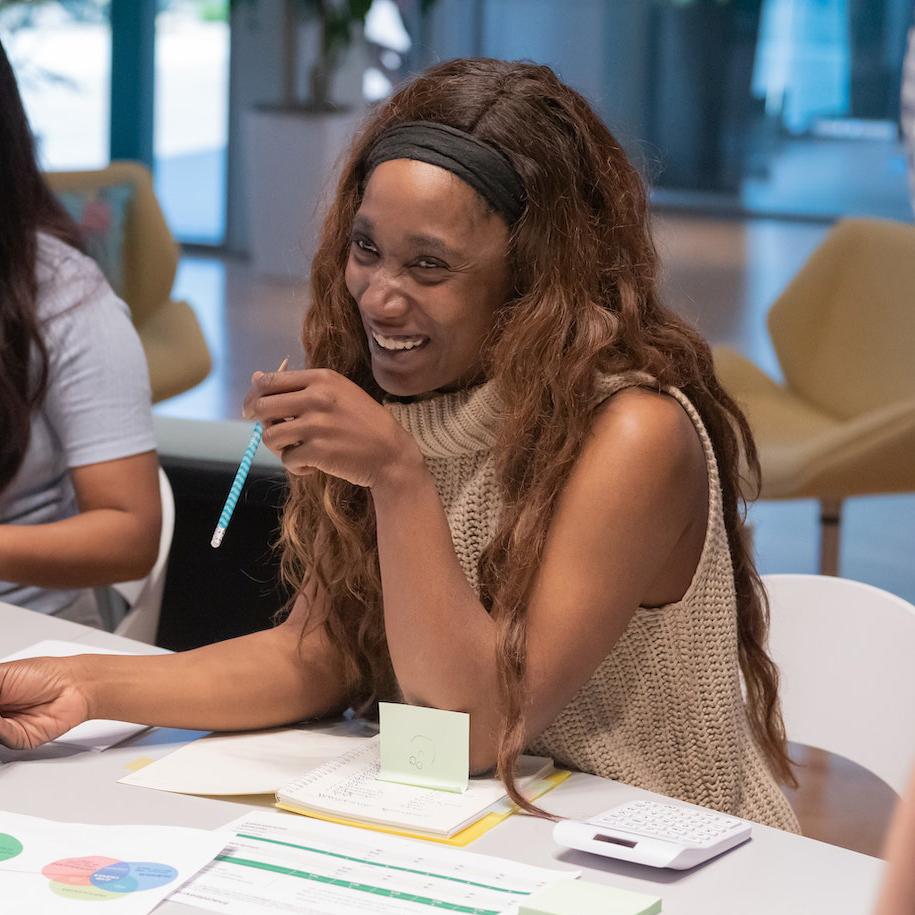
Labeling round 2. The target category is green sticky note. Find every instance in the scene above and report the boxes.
[377,702,469,793]
[519,879,662,915]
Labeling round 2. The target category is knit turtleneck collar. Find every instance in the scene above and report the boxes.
[385,380,503,458]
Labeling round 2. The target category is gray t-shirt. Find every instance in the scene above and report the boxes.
[0,233,156,615]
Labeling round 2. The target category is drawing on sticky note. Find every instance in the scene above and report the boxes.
[409,735,436,771]
[378,703,470,793]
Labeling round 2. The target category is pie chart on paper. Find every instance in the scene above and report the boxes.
[41,854,179,901]
[0,812,229,913]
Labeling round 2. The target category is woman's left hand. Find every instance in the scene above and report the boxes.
[242,368,423,489]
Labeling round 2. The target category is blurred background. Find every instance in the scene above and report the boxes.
[2,0,912,606]
[4,0,911,238]
[3,0,914,855]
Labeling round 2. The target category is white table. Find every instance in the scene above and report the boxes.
[0,601,885,913]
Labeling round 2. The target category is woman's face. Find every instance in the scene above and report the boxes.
[345,158,511,397]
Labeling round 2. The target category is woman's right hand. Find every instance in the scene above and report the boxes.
[0,658,91,749]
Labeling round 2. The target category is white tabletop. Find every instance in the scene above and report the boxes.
[0,601,885,914]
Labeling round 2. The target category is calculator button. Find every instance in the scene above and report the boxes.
[589,801,743,847]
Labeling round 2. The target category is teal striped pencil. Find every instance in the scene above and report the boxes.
[211,358,287,549]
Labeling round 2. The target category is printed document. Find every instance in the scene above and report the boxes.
[0,810,228,915]
[172,810,578,914]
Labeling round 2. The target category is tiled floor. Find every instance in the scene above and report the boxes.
[156,211,911,856]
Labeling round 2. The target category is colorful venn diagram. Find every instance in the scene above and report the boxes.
[42,857,179,901]
[0,833,177,902]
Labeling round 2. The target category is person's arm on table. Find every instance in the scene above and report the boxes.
[0,452,161,587]
[373,389,706,771]
[249,370,707,773]
[0,586,350,749]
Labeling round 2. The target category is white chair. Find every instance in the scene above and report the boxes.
[103,468,175,644]
[764,573,915,797]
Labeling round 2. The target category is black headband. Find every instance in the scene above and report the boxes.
[363,121,525,225]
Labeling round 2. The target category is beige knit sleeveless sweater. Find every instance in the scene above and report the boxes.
[387,374,799,832]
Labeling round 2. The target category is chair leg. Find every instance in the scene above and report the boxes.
[818,499,843,576]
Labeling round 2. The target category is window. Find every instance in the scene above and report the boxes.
[1,1,111,171]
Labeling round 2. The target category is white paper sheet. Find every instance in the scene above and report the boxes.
[172,810,578,914]
[277,737,553,836]
[0,640,164,751]
[119,719,378,795]
[0,810,229,915]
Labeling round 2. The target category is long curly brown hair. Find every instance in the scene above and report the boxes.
[280,58,795,808]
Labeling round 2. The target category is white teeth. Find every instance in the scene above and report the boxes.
[371,331,427,351]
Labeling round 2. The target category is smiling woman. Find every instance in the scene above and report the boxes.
[1,58,798,835]
[346,158,511,396]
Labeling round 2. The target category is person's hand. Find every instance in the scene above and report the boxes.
[0,658,91,749]
[242,368,424,489]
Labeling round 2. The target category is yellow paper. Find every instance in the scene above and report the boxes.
[275,769,571,847]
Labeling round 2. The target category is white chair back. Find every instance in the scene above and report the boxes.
[764,573,915,797]
[111,468,175,644]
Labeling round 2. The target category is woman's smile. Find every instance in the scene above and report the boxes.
[369,328,431,354]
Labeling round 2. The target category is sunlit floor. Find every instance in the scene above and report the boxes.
[156,211,910,856]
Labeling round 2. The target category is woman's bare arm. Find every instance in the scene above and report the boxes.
[372,389,707,772]
[0,588,349,749]
[244,370,707,772]
[0,452,161,586]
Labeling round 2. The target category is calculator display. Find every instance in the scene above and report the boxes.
[593,834,637,848]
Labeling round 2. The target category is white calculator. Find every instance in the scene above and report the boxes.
[552,799,752,870]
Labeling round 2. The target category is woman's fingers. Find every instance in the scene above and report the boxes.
[261,417,313,452]
[254,368,318,394]
[244,389,309,424]
[239,368,403,487]
[0,715,24,749]
[279,444,321,477]
[0,660,91,749]
[242,369,337,422]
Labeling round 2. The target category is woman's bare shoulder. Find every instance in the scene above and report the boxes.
[589,385,706,481]
[573,385,709,606]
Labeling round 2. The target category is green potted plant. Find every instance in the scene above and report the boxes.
[247,0,374,113]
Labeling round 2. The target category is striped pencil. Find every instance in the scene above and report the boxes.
[210,358,288,548]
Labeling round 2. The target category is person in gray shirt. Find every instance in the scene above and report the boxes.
[0,39,160,627]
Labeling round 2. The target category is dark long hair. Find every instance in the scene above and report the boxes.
[0,37,83,492]
[281,58,795,807]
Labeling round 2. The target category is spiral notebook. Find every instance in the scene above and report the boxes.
[275,736,567,845]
